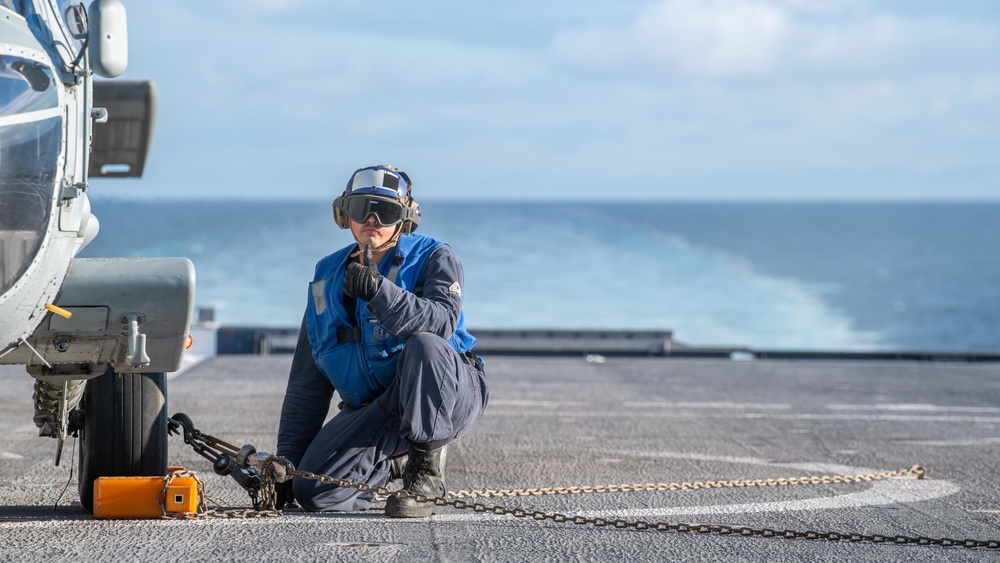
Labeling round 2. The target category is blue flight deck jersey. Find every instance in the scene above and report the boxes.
[304,233,476,407]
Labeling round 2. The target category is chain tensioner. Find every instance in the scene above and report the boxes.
[166,413,292,511]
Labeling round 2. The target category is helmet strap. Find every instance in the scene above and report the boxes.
[351,224,403,256]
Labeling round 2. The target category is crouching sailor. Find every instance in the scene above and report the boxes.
[276,164,489,517]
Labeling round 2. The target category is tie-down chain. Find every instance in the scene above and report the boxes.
[165,413,1000,549]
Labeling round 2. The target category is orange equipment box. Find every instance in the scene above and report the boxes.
[92,467,200,519]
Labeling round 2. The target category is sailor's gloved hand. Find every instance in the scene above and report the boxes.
[275,480,296,510]
[343,245,383,301]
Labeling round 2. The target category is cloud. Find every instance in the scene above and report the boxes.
[551,0,996,80]
[639,0,789,77]
[113,1,1000,200]
[553,1,775,77]
[554,0,790,78]
[245,0,305,13]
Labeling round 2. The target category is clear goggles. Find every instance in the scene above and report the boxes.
[341,196,417,227]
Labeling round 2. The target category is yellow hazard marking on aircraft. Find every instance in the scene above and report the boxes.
[45,304,72,319]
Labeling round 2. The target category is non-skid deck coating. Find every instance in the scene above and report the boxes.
[2,355,999,562]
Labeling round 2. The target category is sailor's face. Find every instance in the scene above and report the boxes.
[350,215,395,249]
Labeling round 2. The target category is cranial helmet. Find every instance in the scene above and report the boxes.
[332,165,421,234]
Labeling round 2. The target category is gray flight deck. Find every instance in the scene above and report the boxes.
[2,348,1000,561]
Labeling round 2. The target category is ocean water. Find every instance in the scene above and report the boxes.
[79,199,1000,352]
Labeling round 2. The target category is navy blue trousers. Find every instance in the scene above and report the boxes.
[292,332,488,511]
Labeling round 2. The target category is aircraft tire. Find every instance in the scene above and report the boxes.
[78,366,168,513]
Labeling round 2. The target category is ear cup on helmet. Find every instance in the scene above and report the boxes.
[332,196,351,229]
[399,200,420,234]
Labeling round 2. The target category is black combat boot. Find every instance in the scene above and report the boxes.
[384,442,447,518]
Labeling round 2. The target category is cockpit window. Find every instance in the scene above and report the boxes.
[55,0,87,52]
[0,2,87,64]
[0,56,58,116]
[0,55,62,296]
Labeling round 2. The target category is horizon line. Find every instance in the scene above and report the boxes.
[84,194,1000,204]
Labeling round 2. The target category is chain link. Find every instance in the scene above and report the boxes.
[288,465,999,549]
[157,469,282,520]
[448,465,927,498]
[154,464,998,549]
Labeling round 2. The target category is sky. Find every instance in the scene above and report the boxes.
[97,0,1000,201]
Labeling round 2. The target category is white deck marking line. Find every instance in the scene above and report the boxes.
[483,409,1000,423]
[426,480,959,522]
[490,401,997,416]
[603,452,955,515]
[611,451,880,475]
[427,452,958,521]
[827,403,1000,414]
[487,400,589,408]
[578,479,959,518]
[624,402,792,410]
[742,413,1000,423]
[489,401,791,410]
[894,437,1000,447]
